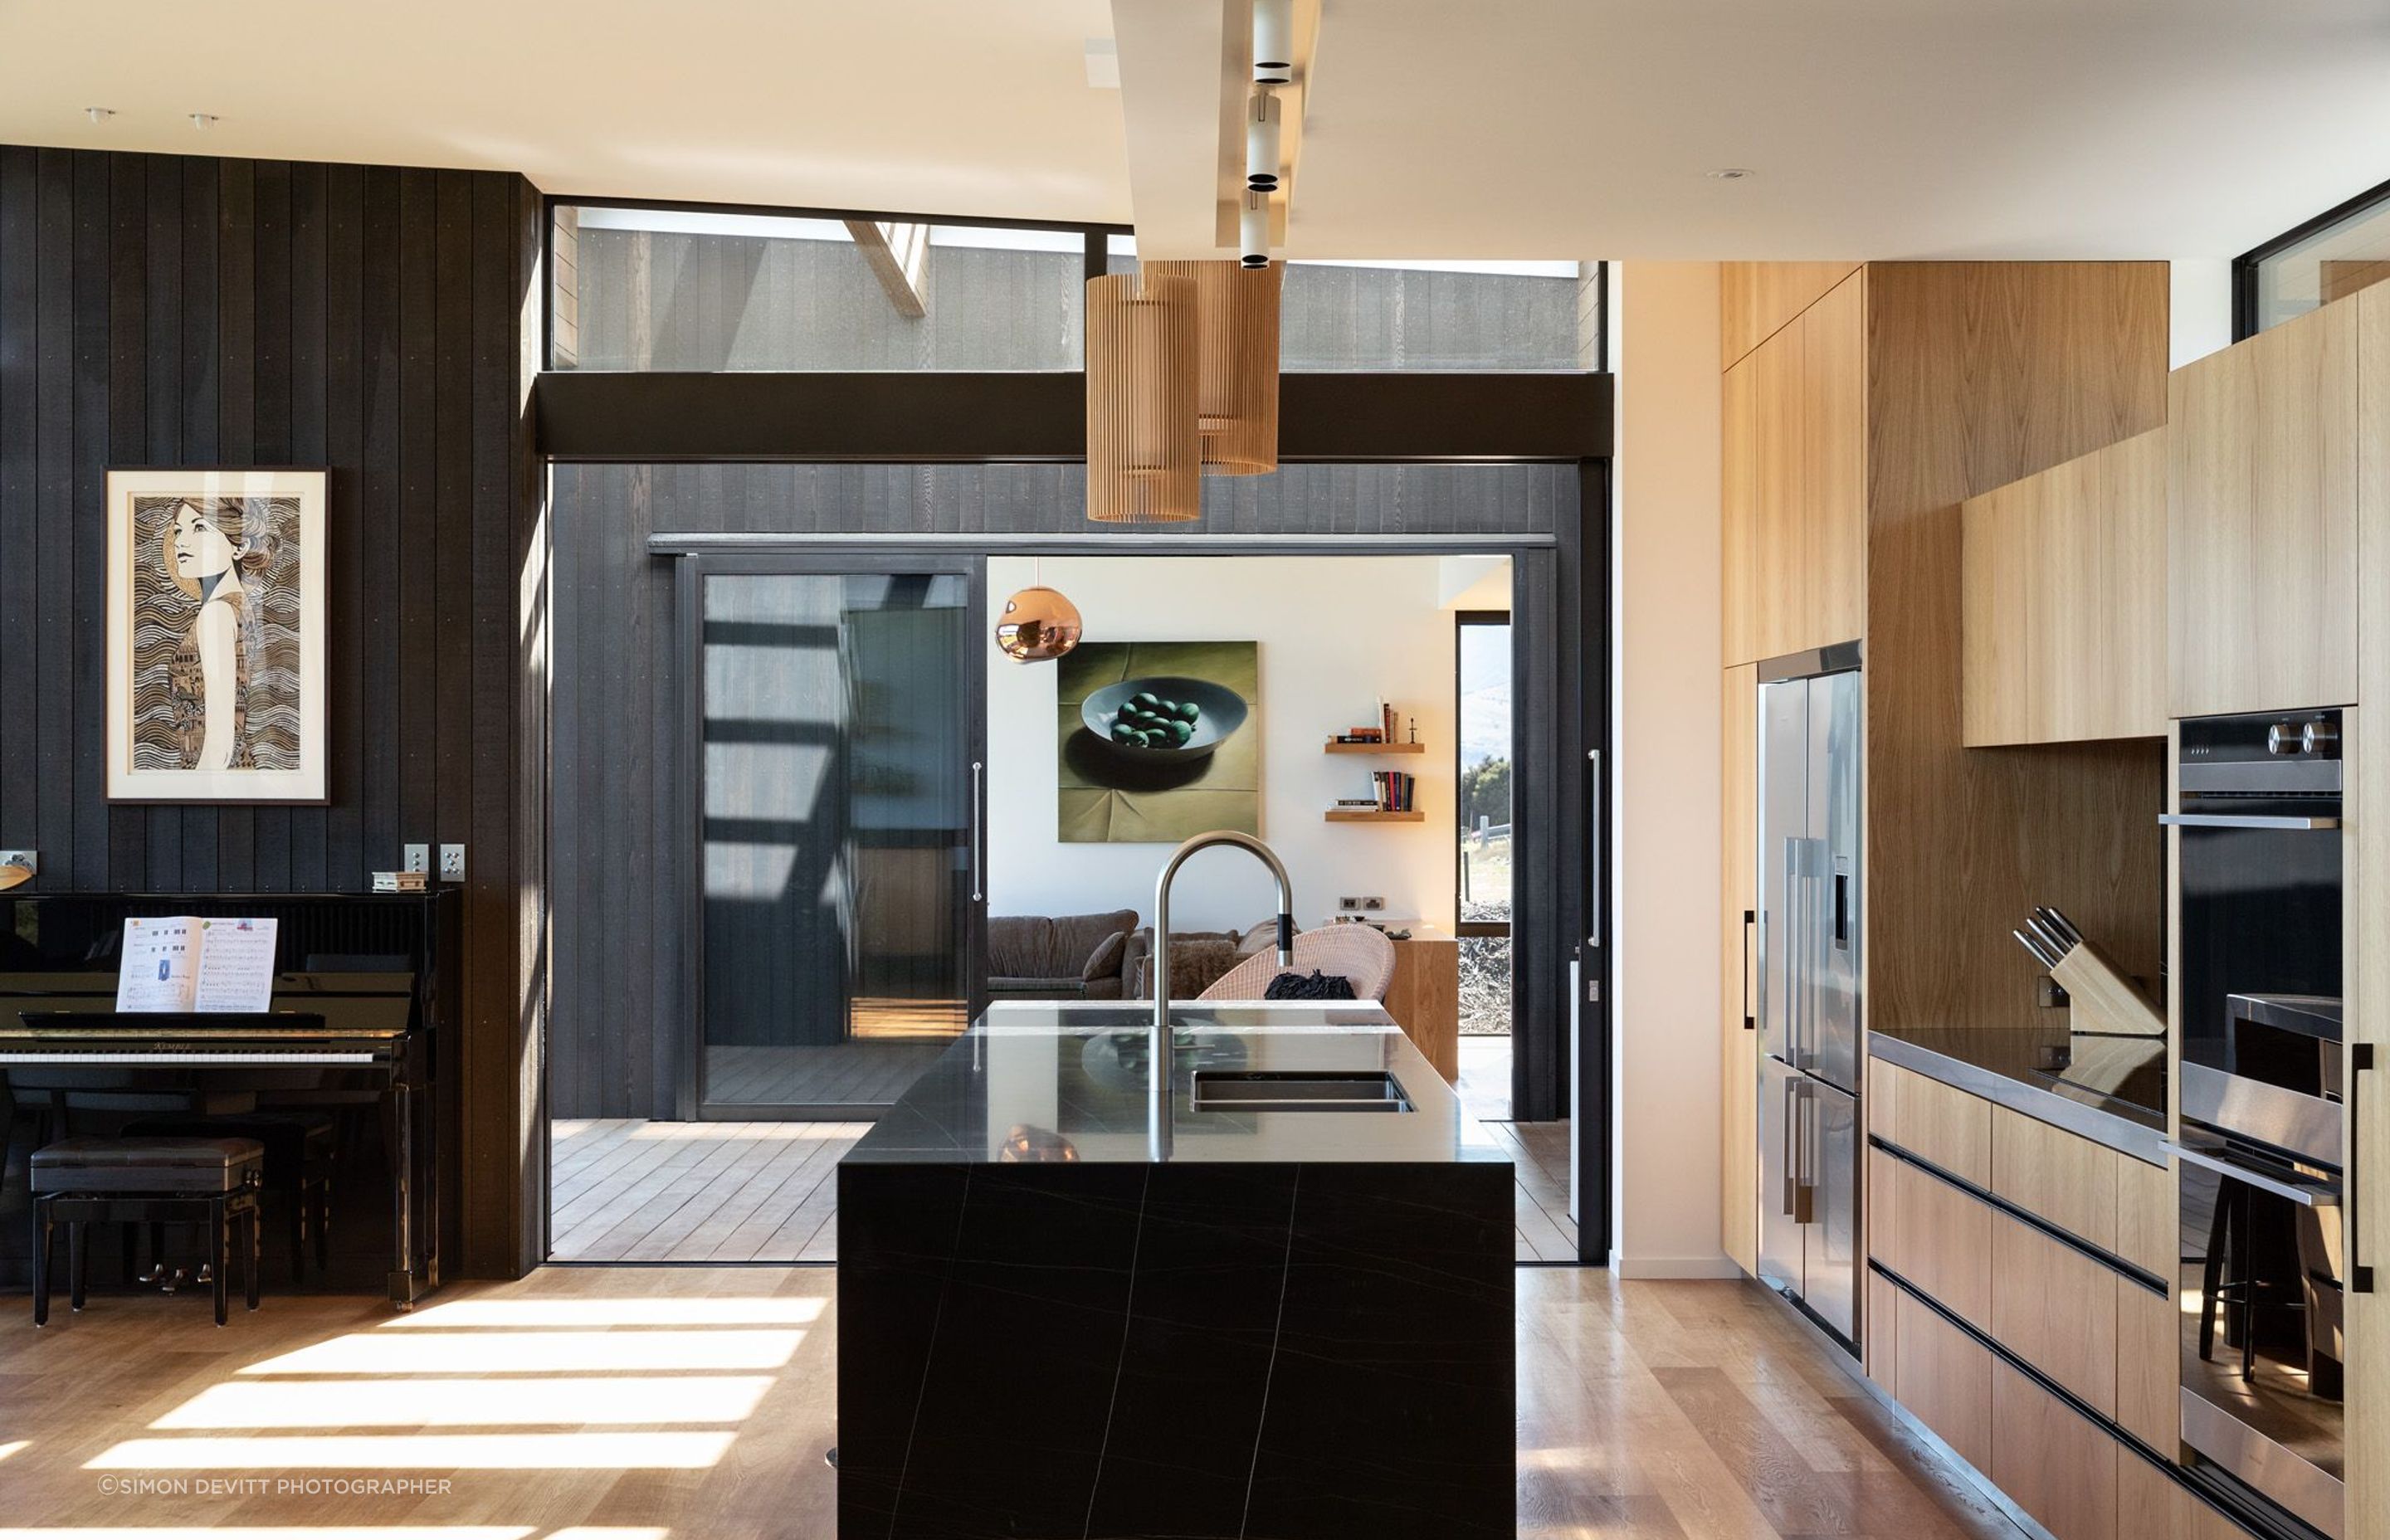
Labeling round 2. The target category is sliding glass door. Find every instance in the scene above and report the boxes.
[680,554,984,1118]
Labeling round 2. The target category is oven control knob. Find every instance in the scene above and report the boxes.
[2304,719,2340,757]
[2268,722,2305,756]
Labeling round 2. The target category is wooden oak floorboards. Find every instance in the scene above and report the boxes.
[549,1119,866,1264]
[0,1266,2017,1539]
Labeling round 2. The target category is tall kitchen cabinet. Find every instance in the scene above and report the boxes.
[1720,662,1758,1275]
[1722,269,1867,666]
[1716,260,2173,1328]
[2351,281,2390,1540]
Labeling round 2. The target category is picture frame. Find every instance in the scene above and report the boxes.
[105,467,329,804]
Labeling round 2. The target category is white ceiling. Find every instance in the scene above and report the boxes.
[0,0,1134,224]
[1117,0,2390,261]
[6,0,2390,261]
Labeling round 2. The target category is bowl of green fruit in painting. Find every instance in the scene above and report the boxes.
[1080,676,1250,766]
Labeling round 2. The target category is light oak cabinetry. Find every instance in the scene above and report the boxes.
[1720,269,1866,665]
[2353,281,2390,1540]
[1894,1289,1992,1473]
[1989,1209,2117,1414]
[1960,426,2167,745]
[1719,664,1758,1274]
[1720,260,1861,370]
[1992,1358,2119,1540]
[2168,295,2359,716]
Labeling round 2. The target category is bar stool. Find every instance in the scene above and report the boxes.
[32,1137,263,1327]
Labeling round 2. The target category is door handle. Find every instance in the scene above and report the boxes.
[2158,813,2340,831]
[1782,837,1802,1066]
[968,760,985,902]
[1791,1079,1816,1225]
[1586,749,1602,948]
[2355,1044,2375,1293]
[1741,909,1757,1030]
[1832,872,1850,952]
[1781,1076,1802,1217]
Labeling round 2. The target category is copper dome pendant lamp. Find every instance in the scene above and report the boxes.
[994,581,1083,664]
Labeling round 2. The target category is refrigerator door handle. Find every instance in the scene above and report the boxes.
[1791,1079,1815,1225]
[1832,871,1850,952]
[1780,1075,1802,1217]
[1741,909,1757,1030]
[1782,837,1803,1070]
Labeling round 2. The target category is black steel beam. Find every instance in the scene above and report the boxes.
[534,369,1612,463]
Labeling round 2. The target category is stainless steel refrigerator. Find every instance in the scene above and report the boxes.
[1756,651,1861,1345]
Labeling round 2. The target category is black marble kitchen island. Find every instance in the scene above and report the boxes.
[836,1002,1515,1540]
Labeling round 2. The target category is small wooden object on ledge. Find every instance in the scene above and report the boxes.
[1325,739,1425,754]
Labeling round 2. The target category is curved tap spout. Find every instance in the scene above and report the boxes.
[1153,830,1296,1033]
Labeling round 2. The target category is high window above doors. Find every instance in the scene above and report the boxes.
[542,199,1606,376]
[2236,174,2390,337]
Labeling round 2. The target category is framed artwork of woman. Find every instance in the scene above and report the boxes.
[105,468,328,803]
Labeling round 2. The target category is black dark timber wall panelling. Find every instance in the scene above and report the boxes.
[545,461,1584,1123]
[0,146,544,1278]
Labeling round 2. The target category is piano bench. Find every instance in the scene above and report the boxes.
[32,1137,265,1328]
[124,1114,337,1282]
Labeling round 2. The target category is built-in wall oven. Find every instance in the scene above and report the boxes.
[2168,709,2365,1540]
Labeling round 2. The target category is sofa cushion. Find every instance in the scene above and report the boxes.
[988,910,1138,983]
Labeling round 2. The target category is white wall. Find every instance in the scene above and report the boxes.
[2170,257,2234,369]
[985,554,1479,934]
[1608,262,1735,1279]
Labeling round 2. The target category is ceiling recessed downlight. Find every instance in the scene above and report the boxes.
[189,113,219,129]
[84,107,115,124]
[1707,167,1755,180]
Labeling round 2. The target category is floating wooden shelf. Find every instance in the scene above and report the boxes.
[1324,809,1427,823]
[1324,740,1426,754]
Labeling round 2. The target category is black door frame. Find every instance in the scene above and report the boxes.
[671,548,989,1122]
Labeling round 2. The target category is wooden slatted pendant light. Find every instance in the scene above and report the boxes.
[1085,271,1202,522]
[1146,259,1281,475]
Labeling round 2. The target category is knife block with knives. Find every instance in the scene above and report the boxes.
[2012,907,2166,1039]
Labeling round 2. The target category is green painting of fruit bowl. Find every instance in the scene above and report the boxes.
[1080,675,1249,765]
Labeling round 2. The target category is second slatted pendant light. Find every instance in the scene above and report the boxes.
[1144,259,1281,476]
[1085,270,1202,521]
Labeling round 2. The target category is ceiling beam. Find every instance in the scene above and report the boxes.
[844,220,932,317]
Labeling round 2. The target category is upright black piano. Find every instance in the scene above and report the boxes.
[0,891,460,1308]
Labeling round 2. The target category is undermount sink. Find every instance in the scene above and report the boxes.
[1190,1070,1412,1113]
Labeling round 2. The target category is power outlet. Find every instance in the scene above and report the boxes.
[1360,895,1386,912]
[402,844,430,875]
[1338,895,1364,913]
[439,844,467,882]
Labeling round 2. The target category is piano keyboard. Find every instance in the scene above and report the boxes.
[0,1050,379,1065]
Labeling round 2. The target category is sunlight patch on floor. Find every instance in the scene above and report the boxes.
[154,1377,775,1430]
[88,1433,734,1470]
[379,1298,825,1328]
[239,1329,805,1376]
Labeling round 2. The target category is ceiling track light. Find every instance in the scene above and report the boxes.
[1252,0,1293,84]
[1238,190,1272,270]
[1245,90,1282,192]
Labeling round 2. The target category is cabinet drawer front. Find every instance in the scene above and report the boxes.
[1895,1292,1992,1474]
[1992,1358,2119,1540]
[1989,1208,2117,1416]
[1888,1159,1992,1330]
[2111,1151,2174,1279]
[1991,1104,2119,1251]
[1872,1060,1992,1185]
[2114,1274,2178,1453]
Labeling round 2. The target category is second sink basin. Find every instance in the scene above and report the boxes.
[1190,1070,1412,1113]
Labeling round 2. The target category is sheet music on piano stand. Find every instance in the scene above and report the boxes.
[115,916,279,1014]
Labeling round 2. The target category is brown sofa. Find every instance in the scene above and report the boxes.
[1121,917,1278,1000]
[986,910,1138,1001]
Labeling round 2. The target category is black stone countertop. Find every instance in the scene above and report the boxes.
[1868,1021,2168,1167]
[845,1001,1510,1167]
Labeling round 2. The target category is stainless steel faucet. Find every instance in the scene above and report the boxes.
[1153,830,1296,1032]
[1147,831,1296,1162]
